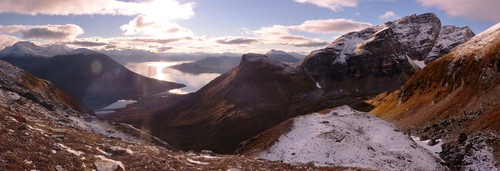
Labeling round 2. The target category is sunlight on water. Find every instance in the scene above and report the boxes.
[124,61,220,94]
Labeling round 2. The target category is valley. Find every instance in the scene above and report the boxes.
[0,1,498,170]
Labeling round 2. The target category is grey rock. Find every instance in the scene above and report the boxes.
[94,161,124,171]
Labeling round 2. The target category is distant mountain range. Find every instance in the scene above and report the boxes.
[169,49,300,74]
[0,43,184,109]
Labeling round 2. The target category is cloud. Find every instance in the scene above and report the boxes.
[294,0,358,11]
[292,19,372,34]
[215,37,259,45]
[127,37,195,44]
[278,35,329,47]
[67,40,108,47]
[0,24,84,40]
[0,0,196,37]
[417,0,500,22]
[0,34,21,50]
[0,0,194,19]
[379,11,397,20]
[120,15,194,37]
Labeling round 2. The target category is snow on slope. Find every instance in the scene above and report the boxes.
[449,23,500,59]
[256,105,445,170]
[0,41,73,58]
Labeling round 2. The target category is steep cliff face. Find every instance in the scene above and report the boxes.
[371,23,500,170]
[300,13,473,94]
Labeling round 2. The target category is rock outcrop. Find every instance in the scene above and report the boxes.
[300,13,473,94]
[371,23,500,170]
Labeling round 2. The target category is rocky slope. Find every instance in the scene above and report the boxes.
[0,56,355,170]
[1,46,184,109]
[106,54,333,154]
[370,23,500,170]
[237,105,446,170]
[300,13,473,95]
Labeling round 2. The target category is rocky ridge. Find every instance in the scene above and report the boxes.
[300,13,473,94]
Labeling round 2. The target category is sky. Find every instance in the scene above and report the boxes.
[0,0,498,54]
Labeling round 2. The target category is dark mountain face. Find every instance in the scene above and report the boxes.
[123,54,330,153]
[0,60,92,114]
[1,49,184,109]
[299,13,473,95]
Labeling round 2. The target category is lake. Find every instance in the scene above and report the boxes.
[124,61,221,94]
[96,61,220,114]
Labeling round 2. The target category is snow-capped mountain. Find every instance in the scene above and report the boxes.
[371,23,500,170]
[238,105,445,170]
[0,41,72,58]
[425,25,475,63]
[299,13,473,94]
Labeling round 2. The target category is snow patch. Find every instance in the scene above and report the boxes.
[57,143,84,156]
[256,105,444,170]
[411,136,442,158]
[186,158,209,165]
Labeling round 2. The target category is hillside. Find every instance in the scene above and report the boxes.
[237,106,446,170]
[1,47,184,109]
[371,23,500,170]
[0,60,349,170]
[106,54,333,153]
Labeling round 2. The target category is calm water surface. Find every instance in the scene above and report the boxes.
[124,61,220,94]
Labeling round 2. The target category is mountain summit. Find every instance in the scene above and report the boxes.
[0,41,72,58]
[300,13,474,95]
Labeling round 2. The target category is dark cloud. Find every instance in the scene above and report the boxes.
[68,40,108,47]
[216,37,259,44]
[0,24,83,40]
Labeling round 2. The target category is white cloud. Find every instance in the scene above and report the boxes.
[294,0,358,11]
[292,19,372,33]
[0,0,196,37]
[379,11,397,20]
[120,15,194,37]
[0,34,21,49]
[417,0,500,22]
[0,24,84,40]
[0,0,194,19]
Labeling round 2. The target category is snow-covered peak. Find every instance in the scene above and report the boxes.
[0,41,74,58]
[449,23,500,59]
[321,13,441,64]
[0,41,43,58]
[425,25,475,63]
